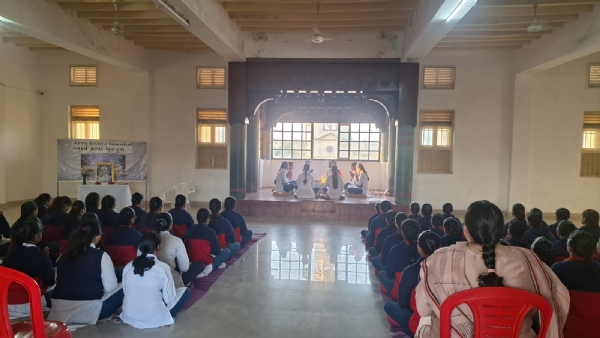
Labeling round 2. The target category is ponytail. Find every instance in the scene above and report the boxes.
[174,194,186,209]
[443,217,463,238]
[61,218,101,263]
[357,163,369,181]
[149,197,163,213]
[196,208,210,225]
[19,201,38,220]
[209,198,222,216]
[155,212,173,232]
[401,219,421,263]
[12,219,42,246]
[331,165,339,190]
[133,232,160,276]
[464,200,504,287]
[34,193,51,205]
[385,210,397,229]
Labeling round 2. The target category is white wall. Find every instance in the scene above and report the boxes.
[0,42,43,203]
[525,52,600,212]
[413,50,517,211]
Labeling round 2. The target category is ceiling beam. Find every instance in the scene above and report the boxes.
[466,4,593,16]
[433,45,522,50]
[230,10,413,21]
[219,0,395,2]
[437,40,531,46]
[16,43,61,47]
[441,35,542,41]
[90,19,178,25]
[452,22,564,31]
[101,25,189,32]
[2,36,47,43]
[51,0,149,2]
[124,36,201,42]
[123,31,196,36]
[77,11,171,19]
[29,46,66,50]
[133,41,208,47]
[235,19,409,28]
[477,0,600,6]
[240,25,404,32]
[446,31,551,37]
[59,2,159,11]
[458,14,578,25]
[222,2,416,12]
[142,46,209,50]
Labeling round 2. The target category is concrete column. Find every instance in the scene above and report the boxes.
[261,126,272,160]
[381,128,388,163]
[230,123,247,199]
[387,121,396,196]
[246,117,260,193]
[394,125,414,206]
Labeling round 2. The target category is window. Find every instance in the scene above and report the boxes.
[581,112,600,177]
[270,122,380,161]
[197,68,225,89]
[70,66,98,87]
[272,123,312,160]
[588,64,600,89]
[418,110,453,173]
[423,67,455,89]
[70,106,99,139]
[197,109,228,169]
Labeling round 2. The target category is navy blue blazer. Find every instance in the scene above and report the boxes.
[506,237,530,249]
[385,242,418,280]
[381,234,403,266]
[440,235,465,248]
[168,208,195,229]
[551,237,569,258]
[397,257,425,309]
[551,258,600,292]
[183,225,222,256]
[221,209,250,235]
[374,226,396,254]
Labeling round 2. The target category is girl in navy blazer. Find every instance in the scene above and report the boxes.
[34,193,52,220]
[168,195,195,230]
[552,220,576,259]
[183,208,231,272]
[208,199,240,258]
[552,230,600,292]
[370,210,398,258]
[379,219,421,295]
[138,197,163,232]
[221,196,253,247]
[85,192,100,215]
[98,195,120,229]
[440,217,465,248]
[373,213,408,272]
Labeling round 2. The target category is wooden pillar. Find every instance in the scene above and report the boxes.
[387,120,396,196]
[228,62,247,199]
[246,116,260,193]
[381,128,389,163]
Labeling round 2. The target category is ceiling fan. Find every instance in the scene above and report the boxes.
[308,3,333,43]
[111,0,124,35]
[527,0,543,33]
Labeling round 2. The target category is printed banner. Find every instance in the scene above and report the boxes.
[57,139,147,181]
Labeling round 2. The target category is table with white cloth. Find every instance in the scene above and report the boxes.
[77,185,132,211]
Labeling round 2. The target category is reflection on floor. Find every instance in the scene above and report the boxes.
[67,218,389,338]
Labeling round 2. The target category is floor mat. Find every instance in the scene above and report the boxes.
[181,233,267,311]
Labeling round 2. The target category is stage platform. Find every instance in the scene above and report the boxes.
[236,189,408,221]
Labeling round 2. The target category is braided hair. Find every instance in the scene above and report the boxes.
[531,237,554,267]
[394,212,408,238]
[133,232,160,276]
[303,163,310,184]
[418,230,441,256]
[61,218,101,263]
[174,194,186,209]
[443,217,462,238]
[464,200,504,287]
[155,212,173,232]
[224,197,236,211]
[149,197,163,213]
[119,207,136,226]
[401,219,421,264]
[331,165,339,189]
[385,210,397,230]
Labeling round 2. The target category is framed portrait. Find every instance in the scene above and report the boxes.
[95,162,115,183]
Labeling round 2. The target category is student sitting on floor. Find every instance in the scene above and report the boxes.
[208,199,241,257]
[532,237,555,267]
[295,163,316,199]
[105,207,141,249]
[184,208,231,272]
[373,213,408,272]
[2,218,55,316]
[369,210,398,258]
[41,196,72,239]
[346,163,369,195]
[379,219,421,295]
[12,201,38,229]
[85,192,100,215]
[121,232,191,329]
[430,214,444,237]
[503,203,526,237]
[384,231,441,338]
[579,209,600,242]
[408,202,421,221]
[524,211,555,246]
[130,192,147,222]
[59,200,85,253]
[552,230,600,292]
[221,197,253,247]
[49,218,123,325]
[440,217,465,248]
[441,203,454,221]
[274,162,296,193]
[168,195,195,230]
[34,193,52,219]
[552,220,576,260]
[98,195,120,235]
[548,208,570,239]
[364,201,392,247]
[324,165,344,200]
[344,162,358,191]
[155,212,206,286]
[138,197,163,232]
[418,204,433,232]
[361,202,381,239]
[504,219,529,249]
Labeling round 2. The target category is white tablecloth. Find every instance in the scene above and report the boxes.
[77,185,132,211]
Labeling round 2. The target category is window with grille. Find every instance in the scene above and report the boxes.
[418,110,453,174]
[581,112,600,177]
[272,123,312,160]
[423,67,455,89]
[588,64,600,89]
[339,123,380,161]
[70,106,99,139]
[70,66,98,87]
[197,109,228,169]
[197,68,225,89]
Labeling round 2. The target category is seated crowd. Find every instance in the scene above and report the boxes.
[362,201,600,338]
[0,192,253,329]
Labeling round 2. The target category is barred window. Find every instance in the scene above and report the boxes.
[70,106,99,139]
[197,109,228,169]
[423,67,455,89]
[581,112,600,177]
[197,68,225,89]
[70,66,98,87]
[418,110,454,173]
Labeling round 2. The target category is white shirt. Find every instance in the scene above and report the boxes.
[120,255,187,329]
[275,168,288,192]
[295,172,315,199]
[349,172,369,194]
[325,175,345,199]
[156,231,190,273]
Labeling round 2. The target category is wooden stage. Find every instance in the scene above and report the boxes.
[236,189,408,221]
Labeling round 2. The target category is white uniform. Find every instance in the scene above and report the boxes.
[325,175,345,200]
[274,168,288,192]
[348,173,369,194]
[295,172,315,199]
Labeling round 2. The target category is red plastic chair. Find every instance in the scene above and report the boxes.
[391,271,403,301]
[172,224,187,238]
[233,227,242,243]
[104,245,137,268]
[217,234,227,249]
[0,266,71,338]
[7,275,47,305]
[42,226,60,243]
[186,239,214,266]
[563,290,600,338]
[440,287,553,338]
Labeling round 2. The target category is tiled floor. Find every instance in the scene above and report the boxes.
[69,219,390,338]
